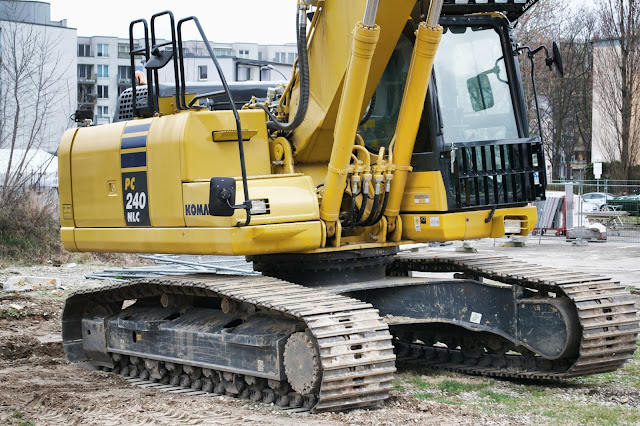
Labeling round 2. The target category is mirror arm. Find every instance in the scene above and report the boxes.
[517,45,545,145]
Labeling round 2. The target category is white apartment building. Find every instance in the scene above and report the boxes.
[77,36,296,125]
[0,0,77,152]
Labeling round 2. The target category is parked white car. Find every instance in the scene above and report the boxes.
[582,192,615,210]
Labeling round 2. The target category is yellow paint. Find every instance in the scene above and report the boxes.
[292,0,417,163]
[385,23,443,220]
[58,128,77,229]
[400,206,537,242]
[182,175,319,228]
[181,109,270,182]
[71,121,127,228]
[146,115,186,227]
[400,171,449,212]
[321,22,380,224]
[72,222,322,255]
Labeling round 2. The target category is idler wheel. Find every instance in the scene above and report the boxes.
[283,331,321,395]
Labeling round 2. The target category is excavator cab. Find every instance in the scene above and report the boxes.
[359,11,545,242]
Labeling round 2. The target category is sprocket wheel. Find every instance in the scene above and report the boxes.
[283,331,322,395]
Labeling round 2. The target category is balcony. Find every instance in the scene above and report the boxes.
[78,74,97,84]
[78,93,97,104]
[118,52,130,59]
[118,78,132,85]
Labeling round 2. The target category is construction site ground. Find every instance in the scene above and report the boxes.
[1,236,639,425]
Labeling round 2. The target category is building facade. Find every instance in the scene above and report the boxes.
[591,39,640,168]
[0,1,77,153]
[76,37,296,125]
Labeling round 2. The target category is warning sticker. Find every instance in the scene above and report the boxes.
[429,216,440,227]
[414,216,421,232]
[470,312,482,324]
[414,194,430,205]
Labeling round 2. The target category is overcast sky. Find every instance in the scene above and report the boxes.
[49,0,590,44]
[49,0,299,44]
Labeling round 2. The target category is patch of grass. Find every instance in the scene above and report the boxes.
[409,376,431,390]
[392,379,405,392]
[413,392,463,406]
[0,307,23,319]
[437,379,488,394]
[480,390,513,403]
[9,412,34,426]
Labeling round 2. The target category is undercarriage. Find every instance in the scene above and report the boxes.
[62,249,639,412]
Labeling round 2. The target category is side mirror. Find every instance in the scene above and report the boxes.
[546,41,564,77]
[209,177,236,217]
[466,73,495,112]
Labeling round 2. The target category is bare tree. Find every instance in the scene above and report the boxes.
[592,0,640,180]
[0,1,72,205]
[515,2,595,181]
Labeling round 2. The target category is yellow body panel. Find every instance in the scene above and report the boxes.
[71,121,127,228]
[401,206,536,242]
[181,110,270,182]
[71,222,322,256]
[58,129,76,230]
[400,171,449,212]
[146,116,186,227]
[182,175,319,227]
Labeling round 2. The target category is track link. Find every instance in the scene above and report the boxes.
[390,252,640,378]
[64,275,395,413]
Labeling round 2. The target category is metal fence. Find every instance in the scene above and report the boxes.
[546,180,640,243]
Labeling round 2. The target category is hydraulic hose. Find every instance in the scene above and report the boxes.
[259,6,309,132]
[359,91,377,126]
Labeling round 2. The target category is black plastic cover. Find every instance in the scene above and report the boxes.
[442,0,539,22]
[209,177,236,217]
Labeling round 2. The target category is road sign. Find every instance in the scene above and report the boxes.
[594,162,603,179]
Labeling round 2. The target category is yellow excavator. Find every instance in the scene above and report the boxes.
[59,0,639,412]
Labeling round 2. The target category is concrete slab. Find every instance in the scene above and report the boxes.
[465,237,640,289]
[3,276,61,292]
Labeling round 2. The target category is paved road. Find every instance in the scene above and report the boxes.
[444,236,640,289]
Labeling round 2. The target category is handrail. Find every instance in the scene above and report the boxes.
[177,16,252,226]
[128,19,154,116]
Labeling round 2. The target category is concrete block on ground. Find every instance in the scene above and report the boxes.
[3,276,61,292]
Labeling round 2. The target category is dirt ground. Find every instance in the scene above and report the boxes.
[1,240,639,425]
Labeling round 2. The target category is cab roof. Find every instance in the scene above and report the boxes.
[442,0,539,22]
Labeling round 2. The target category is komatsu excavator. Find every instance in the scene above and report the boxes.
[58,0,639,412]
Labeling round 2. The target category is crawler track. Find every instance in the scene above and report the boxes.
[390,252,640,378]
[63,275,395,413]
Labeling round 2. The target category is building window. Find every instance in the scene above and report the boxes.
[274,52,286,63]
[258,52,263,61]
[118,44,130,58]
[97,65,109,78]
[237,66,250,81]
[118,65,132,82]
[97,105,109,117]
[198,65,208,80]
[238,49,249,59]
[288,52,296,64]
[214,48,233,57]
[97,85,109,99]
[78,44,91,57]
[78,64,93,79]
[97,43,109,57]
